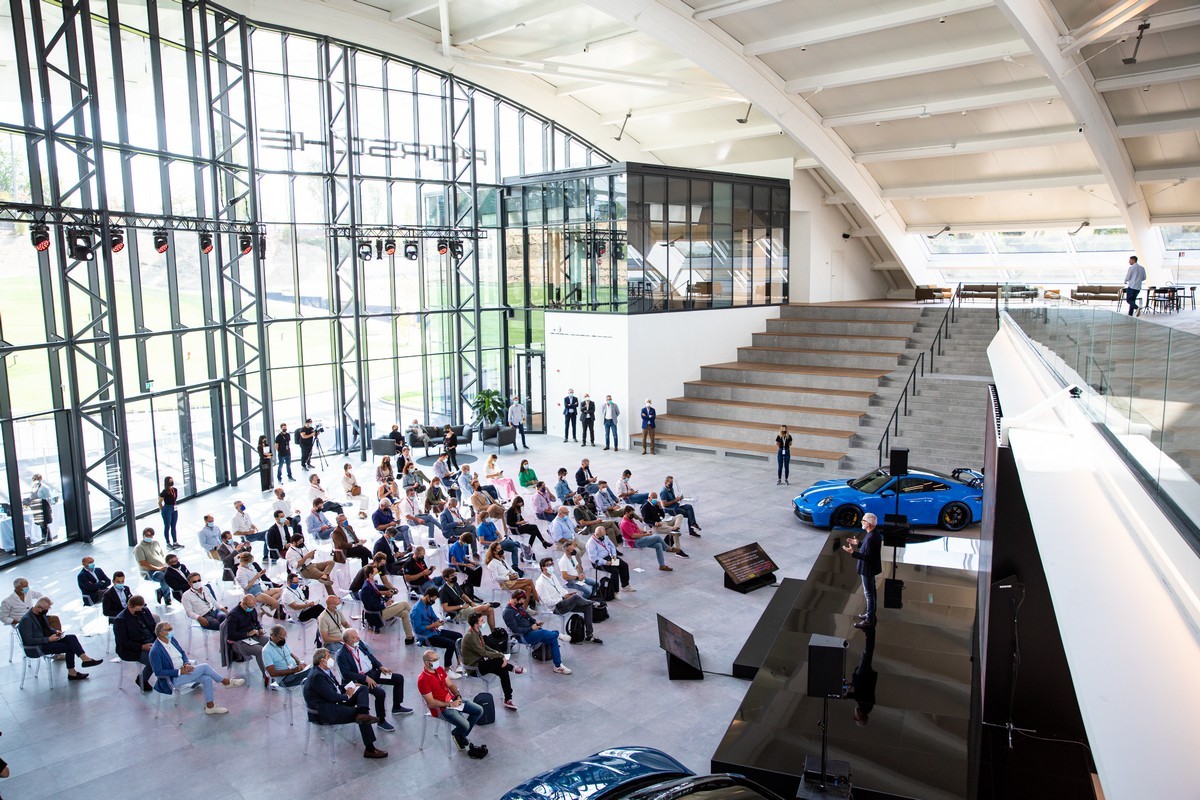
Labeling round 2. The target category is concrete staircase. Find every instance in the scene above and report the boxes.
[633,300,1000,477]
[638,304,926,468]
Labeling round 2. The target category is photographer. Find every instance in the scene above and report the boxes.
[299,418,318,471]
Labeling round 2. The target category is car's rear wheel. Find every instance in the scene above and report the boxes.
[939,501,971,531]
[831,505,863,529]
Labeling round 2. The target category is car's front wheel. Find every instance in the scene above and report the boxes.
[939,501,971,531]
[831,505,863,529]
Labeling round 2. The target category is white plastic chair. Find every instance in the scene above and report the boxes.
[418,709,455,756]
[454,637,494,692]
[303,705,356,762]
[154,679,204,725]
[18,642,57,690]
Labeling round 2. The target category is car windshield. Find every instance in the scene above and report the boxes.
[848,470,891,494]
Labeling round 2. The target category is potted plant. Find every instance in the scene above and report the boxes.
[469,389,506,430]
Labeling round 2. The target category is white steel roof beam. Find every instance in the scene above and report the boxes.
[1066,4,1200,47]
[1116,112,1200,137]
[744,0,992,57]
[785,39,1031,92]
[388,0,441,22]
[1094,58,1200,92]
[822,81,1058,127]
[1135,164,1200,182]
[692,0,782,22]
[993,0,1162,273]
[586,0,933,285]
[640,123,780,151]
[452,0,577,46]
[908,218,1123,233]
[855,126,1086,163]
[882,172,1107,199]
[519,27,638,61]
[597,96,744,125]
[1059,0,1161,57]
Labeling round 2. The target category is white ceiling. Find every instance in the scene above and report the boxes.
[298,0,1200,283]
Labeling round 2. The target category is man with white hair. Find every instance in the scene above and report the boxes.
[842,513,883,629]
[18,597,102,680]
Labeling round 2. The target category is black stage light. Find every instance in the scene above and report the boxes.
[437,238,449,256]
[383,238,396,256]
[238,234,253,255]
[595,241,607,258]
[403,240,419,260]
[68,228,95,261]
[358,240,373,261]
[153,229,170,254]
[30,223,51,251]
[449,239,464,259]
[109,228,125,253]
[199,230,214,255]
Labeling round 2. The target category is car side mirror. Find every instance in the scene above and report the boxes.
[880,491,895,498]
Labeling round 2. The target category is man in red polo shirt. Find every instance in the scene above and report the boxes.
[417,648,488,758]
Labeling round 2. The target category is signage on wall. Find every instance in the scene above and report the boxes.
[259,128,488,164]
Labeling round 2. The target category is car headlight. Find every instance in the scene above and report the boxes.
[817,497,833,507]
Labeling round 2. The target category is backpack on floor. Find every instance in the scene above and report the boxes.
[484,629,509,654]
[592,601,609,623]
[566,613,585,644]
[597,576,616,602]
[519,543,536,562]
[530,642,552,661]
[474,691,496,725]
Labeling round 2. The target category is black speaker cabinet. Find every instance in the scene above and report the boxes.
[806,633,848,698]
[884,577,905,609]
[889,447,909,477]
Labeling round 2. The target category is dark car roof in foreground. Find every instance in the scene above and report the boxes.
[501,747,693,800]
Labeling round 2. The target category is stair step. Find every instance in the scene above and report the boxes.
[670,396,863,419]
[686,379,873,400]
[653,413,855,440]
[702,362,886,391]
[643,432,845,464]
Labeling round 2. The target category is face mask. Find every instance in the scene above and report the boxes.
[191,583,202,590]
[237,505,244,512]
[289,581,299,589]
[16,587,26,595]
[428,660,439,669]
[85,564,95,571]
[143,534,152,541]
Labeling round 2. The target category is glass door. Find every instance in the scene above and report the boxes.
[510,349,545,434]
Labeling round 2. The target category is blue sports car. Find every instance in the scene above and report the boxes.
[501,746,787,800]
[793,467,984,531]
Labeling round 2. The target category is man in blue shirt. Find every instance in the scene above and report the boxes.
[549,506,581,550]
[305,500,333,540]
[661,476,701,535]
[263,624,309,688]
[640,399,657,455]
[197,514,222,556]
[409,587,463,675]
[447,533,483,595]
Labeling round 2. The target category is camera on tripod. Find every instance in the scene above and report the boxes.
[312,421,325,435]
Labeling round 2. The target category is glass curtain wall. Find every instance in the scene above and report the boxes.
[503,164,789,331]
[0,0,609,562]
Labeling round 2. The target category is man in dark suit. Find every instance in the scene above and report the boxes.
[162,553,193,602]
[579,393,596,447]
[843,512,883,629]
[303,647,387,759]
[373,527,406,576]
[265,511,290,562]
[562,389,579,442]
[76,557,111,604]
[101,572,132,621]
[336,628,412,728]
[114,595,158,691]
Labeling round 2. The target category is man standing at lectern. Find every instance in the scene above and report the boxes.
[842,513,882,629]
[562,389,578,443]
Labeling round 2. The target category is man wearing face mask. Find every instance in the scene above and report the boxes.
[640,493,688,558]
[602,395,621,451]
[182,574,227,630]
[263,624,308,688]
[230,500,266,557]
[270,487,303,536]
[417,648,488,758]
[579,393,596,447]
[337,628,413,731]
[134,527,173,606]
[19,597,103,681]
[162,553,194,602]
[438,568,496,631]
[114,594,158,691]
[76,557,111,605]
[640,399,657,455]
[198,514,223,559]
[585,528,633,598]
[282,572,324,622]
[227,594,271,687]
[660,475,702,535]
[303,647,387,759]
[562,388,578,443]
[150,621,244,714]
[534,558,602,644]
[102,572,132,623]
[501,590,570,674]
[507,395,528,450]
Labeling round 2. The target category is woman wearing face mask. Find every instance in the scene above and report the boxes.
[775,425,793,486]
[258,435,273,492]
[517,460,537,488]
[158,477,180,549]
[484,454,519,500]
[484,542,538,607]
[234,552,282,610]
[149,620,244,715]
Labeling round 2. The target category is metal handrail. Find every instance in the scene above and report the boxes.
[876,350,924,468]
[927,285,960,374]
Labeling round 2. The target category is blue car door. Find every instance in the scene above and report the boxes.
[895,476,939,524]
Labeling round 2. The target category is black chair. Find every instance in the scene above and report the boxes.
[453,425,474,452]
[482,426,516,451]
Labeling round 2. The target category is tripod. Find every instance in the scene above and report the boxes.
[311,431,329,470]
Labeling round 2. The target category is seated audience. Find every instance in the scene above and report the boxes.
[263,624,309,687]
[558,542,598,599]
[424,478,449,515]
[77,557,111,604]
[336,628,413,730]
[409,587,462,673]
[375,456,394,485]
[517,459,537,488]
[447,533,484,594]
[438,497,475,544]
[162,553,194,602]
[484,542,538,605]
[484,454,518,500]
[198,514,223,557]
[18,597,102,680]
[478,507,520,573]
[507,497,549,548]
[285,533,335,594]
[534,558,601,644]
[585,528,633,597]
[305,499,334,541]
[438,568,496,631]
[181,574,227,629]
[150,620,243,713]
[553,469,574,505]
[401,547,441,596]
[502,590,570,674]
[270,488,303,537]
[398,486,439,546]
[661,475,702,534]
[303,647,387,759]
[235,552,282,609]
[102,572,132,622]
[617,470,650,506]
[418,648,487,758]
[572,494,622,549]
[0,578,43,627]
[359,565,414,642]
[317,596,352,653]
[309,474,344,515]
[341,463,370,519]
[114,594,157,691]
[227,593,271,686]
[619,507,674,572]
[332,514,373,567]
[575,459,598,493]
[134,527,172,606]
[549,506,582,550]
[282,573,323,622]
[532,481,557,522]
[641,494,689,557]
[461,611,522,710]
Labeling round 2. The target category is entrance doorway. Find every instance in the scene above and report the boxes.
[510,349,545,434]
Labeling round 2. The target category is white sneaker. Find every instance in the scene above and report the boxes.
[205,706,229,715]
[226,678,246,687]
[447,668,465,679]
[552,665,572,675]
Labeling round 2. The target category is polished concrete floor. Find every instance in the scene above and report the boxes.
[0,435,848,799]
